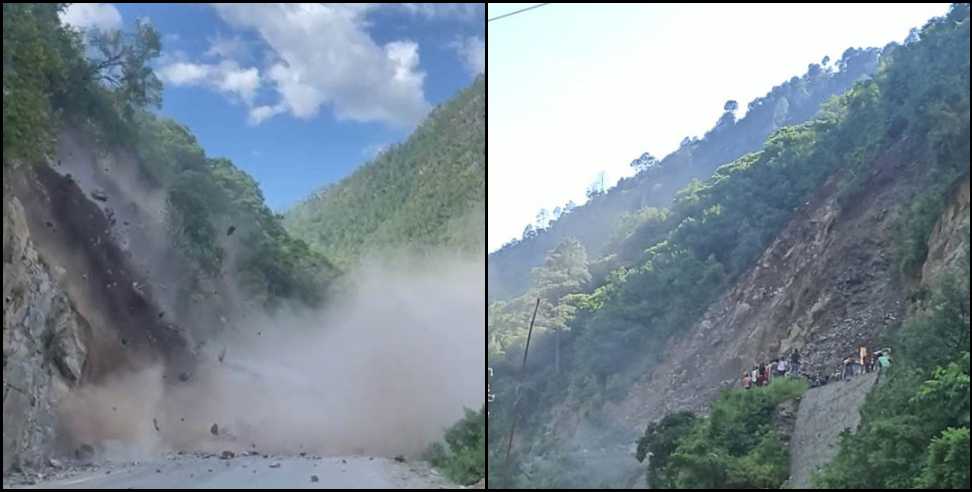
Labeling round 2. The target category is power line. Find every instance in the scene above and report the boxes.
[488,3,550,23]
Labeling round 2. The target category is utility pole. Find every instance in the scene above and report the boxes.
[504,298,541,473]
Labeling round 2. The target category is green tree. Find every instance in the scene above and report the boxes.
[919,427,970,489]
[86,18,163,118]
[427,407,485,486]
[636,411,697,489]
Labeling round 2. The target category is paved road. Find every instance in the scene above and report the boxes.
[3,454,456,489]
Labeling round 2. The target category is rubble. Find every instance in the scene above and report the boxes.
[394,455,406,463]
[91,190,109,202]
[310,475,320,483]
[269,462,282,469]
[75,444,95,462]
[221,451,235,460]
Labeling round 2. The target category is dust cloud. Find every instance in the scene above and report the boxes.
[56,253,485,460]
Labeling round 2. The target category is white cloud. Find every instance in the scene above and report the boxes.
[401,4,483,21]
[158,62,209,85]
[210,4,430,127]
[219,65,260,104]
[451,36,485,75]
[158,60,262,105]
[60,3,122,31]
[248,104,286,126]
[205,34,248,61]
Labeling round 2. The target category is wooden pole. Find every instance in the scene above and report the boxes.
[504,298,541,471]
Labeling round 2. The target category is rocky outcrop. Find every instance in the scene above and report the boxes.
[3,196,89,474]
[922,174,970,286]
[787,373,878,489]
[607,146,916,433]
[3,128,196,476]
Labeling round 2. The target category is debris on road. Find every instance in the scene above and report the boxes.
[221,451,235,460]
[269,462,282,469]
[153,418,160,432]
[310,475,319,483]
[76,444,95,461]
[394,455,406,463]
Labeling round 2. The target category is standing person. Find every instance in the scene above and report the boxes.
[777,358,788,378]
[752,365,760,386]
[758,363,768,387]
[743,372,753,390]
[878,352,892,371]
[842,357,856,381]
[790,349,801,377]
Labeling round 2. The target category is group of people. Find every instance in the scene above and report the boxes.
[741,346,895,390]
[742,349,802,389]
[839,346,892,382]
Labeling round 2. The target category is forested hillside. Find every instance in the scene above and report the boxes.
[3,3,336,313]
[284,77,485,268]
[488,4,970,488]
[488,45,882,301]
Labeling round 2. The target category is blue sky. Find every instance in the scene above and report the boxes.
[60,3,484,211]
[487,3,951,252]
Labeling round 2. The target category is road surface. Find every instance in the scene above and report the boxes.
[2,454,458,489]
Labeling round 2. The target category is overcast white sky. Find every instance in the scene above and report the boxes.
[487,3,951,252]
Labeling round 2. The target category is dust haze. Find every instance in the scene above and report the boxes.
[57,253,485,461]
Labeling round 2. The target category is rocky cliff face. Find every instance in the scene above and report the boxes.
[606,146,919,434]
[3,128,198,475]
[922,175,970,286]
[536,143,969,486]
[788,372,879,489]
[3,194,88,474]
